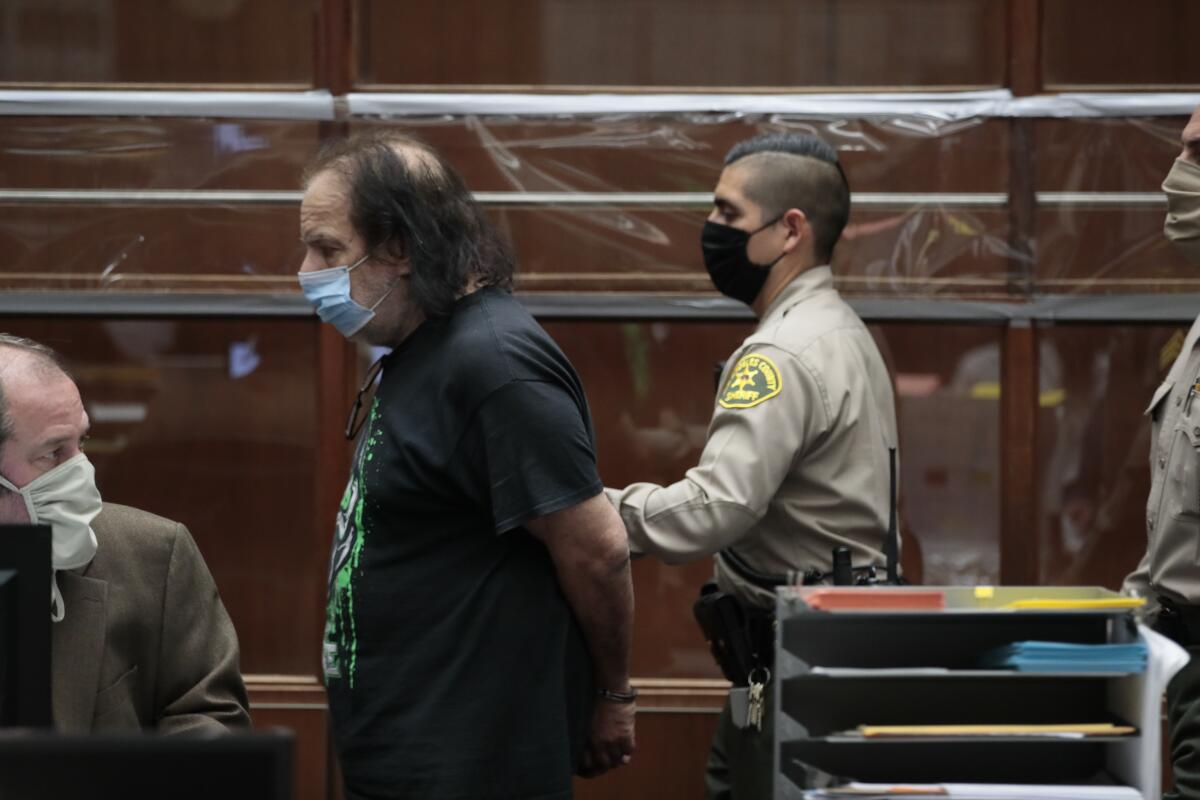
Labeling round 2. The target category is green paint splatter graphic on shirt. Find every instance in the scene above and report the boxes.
[323,398,381,689]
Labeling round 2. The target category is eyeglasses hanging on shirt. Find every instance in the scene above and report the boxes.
[345,355,387,440]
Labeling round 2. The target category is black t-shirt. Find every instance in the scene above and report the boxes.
[323,287,600,800]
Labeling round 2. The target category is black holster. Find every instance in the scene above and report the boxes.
[1156,596,1200,647]
[692,581,774,686]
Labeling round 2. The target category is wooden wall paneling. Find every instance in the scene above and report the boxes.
[1,0,313,86]
[1000,111,1039,584]
[356,0,1003,89]
[1000,321,1039,585]
[246,676,331,800]
[1007,0,1041,96]
[317,0,354,95]
[1041,0,1200,90]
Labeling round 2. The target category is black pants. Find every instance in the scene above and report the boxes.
[1157,608,1200,800]
[705,692,775,800]
[1164,643,1200,800]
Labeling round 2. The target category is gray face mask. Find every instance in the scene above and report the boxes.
[0,453,102,621]
[1163,158,1200,265]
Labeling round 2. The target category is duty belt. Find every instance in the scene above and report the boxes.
[1155,596,1200,647]
[717,547,887,589]
[692,581,775,686]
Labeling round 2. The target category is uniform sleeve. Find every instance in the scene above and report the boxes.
[608,345,825,563]
[154,524,251,734]
[462,379,604,534]
[1122,549,1154,605]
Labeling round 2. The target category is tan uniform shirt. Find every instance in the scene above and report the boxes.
[1124,159,1200,608]
[608,266,899,607]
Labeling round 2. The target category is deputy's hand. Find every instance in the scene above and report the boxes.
[577,699,636,778]
[1182,105,1200,163]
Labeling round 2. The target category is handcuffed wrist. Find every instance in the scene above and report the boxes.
[596,686,638,704]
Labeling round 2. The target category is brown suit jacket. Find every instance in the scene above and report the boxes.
[51,503,251,733]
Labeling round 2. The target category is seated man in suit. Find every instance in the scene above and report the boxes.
[0,333,250,733]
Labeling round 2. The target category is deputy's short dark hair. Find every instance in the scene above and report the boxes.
[303,130,515,319]
[725,133,850,264]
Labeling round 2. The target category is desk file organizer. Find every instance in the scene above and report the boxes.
[773,586,1188,800]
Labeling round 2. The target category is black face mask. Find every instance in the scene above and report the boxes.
[700,217,784,306]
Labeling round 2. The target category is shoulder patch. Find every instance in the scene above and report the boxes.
[719,353,782,409]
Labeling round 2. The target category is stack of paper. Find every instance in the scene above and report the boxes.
[854,723,1135,738]
[806,783,1143,800]
[1001,598,1144,610]
[803,589,946,611]
[980,641,1147,673]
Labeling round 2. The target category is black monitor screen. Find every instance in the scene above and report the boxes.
[0,524,50,728]
[0,731,294,800]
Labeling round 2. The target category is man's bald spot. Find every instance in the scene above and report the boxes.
[0,344,69,393]
[308,136,446,190]
[0,341,76,455]
[388,140,442,178]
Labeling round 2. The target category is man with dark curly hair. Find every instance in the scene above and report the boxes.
[299,131,636,800]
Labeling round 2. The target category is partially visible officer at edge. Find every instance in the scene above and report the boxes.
[299,130,635,800]
[1124,103,1200,800]
[606,133,900,799]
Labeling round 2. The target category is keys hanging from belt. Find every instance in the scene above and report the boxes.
[746,666,770,733]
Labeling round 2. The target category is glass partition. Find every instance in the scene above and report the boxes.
[0,316,323,675]
[1035,322,1181,589]
[0,117,317,292]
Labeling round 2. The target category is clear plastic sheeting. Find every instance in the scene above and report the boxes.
[365,114,1016,297]
[0,117,316,292]
[0,91,335,120]
[347,90,1200,119]
[1035,323,1182,591]
[350,112,1185,299]
[347,90,1016,120]
[0,104,1194,297]
[1010,93,1200,119]
[2,88,1196,120]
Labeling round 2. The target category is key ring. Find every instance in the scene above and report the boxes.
[748,666,771,686]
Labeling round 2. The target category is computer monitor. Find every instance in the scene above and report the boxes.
[0,524,50,728]
[0,730,294,800]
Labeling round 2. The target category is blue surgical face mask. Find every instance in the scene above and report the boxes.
[298,254,395,338]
